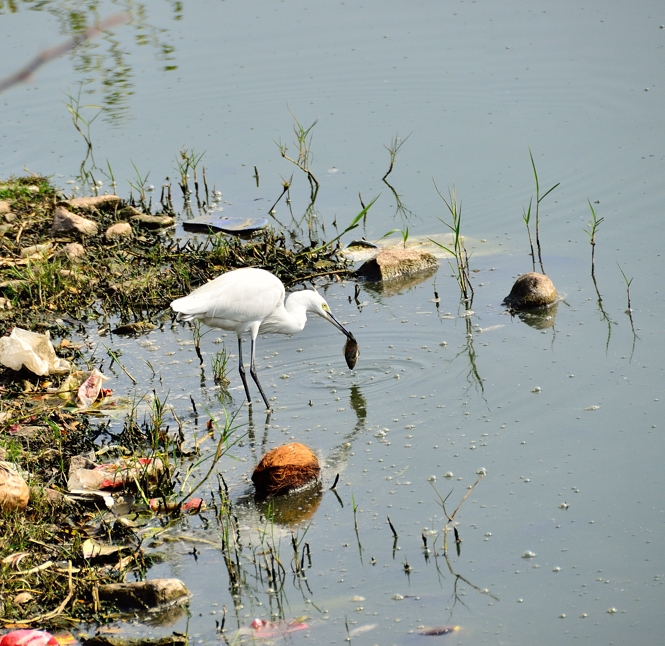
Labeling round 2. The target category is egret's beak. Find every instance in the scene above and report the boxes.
[326,311,355,341]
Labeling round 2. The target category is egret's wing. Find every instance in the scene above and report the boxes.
[170,268,284,328]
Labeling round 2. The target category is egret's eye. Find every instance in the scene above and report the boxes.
[322,303,330,312]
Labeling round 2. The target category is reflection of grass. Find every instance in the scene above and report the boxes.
[454,318,485,396]
[431,469,485,557]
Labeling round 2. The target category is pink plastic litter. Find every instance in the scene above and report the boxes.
[0,630,58,646]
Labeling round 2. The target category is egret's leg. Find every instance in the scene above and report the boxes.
[249,335,271,410]
[237,337,253,403]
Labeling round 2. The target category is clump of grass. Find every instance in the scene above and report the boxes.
[174,146,205,204]
[382,133,411,181]
[378,226,409,248]
[381,134,413,222]
[0,382,240,626]
[212,346,230,387]
[127,160,152,211]
[277,110,320,202]
[584,200,604,279]
[582,201,615,346]
[429,184,474,305]
[617,262,638,342]
[523,149,560,272]
[63,83,104,193]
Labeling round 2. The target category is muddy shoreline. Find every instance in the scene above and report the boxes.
[0,175,352,631]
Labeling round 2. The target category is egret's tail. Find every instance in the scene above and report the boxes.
[170,296,202,321]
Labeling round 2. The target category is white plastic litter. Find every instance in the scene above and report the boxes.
[0,327,70,376]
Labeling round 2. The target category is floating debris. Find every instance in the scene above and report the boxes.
[182,216,269,235]
[346,239,378,249]
[149,497,205,514]
[419,625,460,636]
[348,624,377,637]
[236,617,308,640]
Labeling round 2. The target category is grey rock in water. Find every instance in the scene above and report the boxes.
[97,578,190,609]
[130,213,175,230]
[357,247,438,281]
[503,272,557,309]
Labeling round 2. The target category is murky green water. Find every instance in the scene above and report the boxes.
[2,1,664,644]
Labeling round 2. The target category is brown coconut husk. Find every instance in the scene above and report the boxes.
[0,461,30,511]
[252,443,320,498]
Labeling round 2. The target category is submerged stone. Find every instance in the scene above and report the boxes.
[130,213,175,230]
[83,635,187,646]
[97,578,190,609]
[503,272,557,309]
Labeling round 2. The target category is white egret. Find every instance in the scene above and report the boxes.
[170,267,355,410]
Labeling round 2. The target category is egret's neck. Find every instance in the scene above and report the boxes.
[259,292,312,335]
